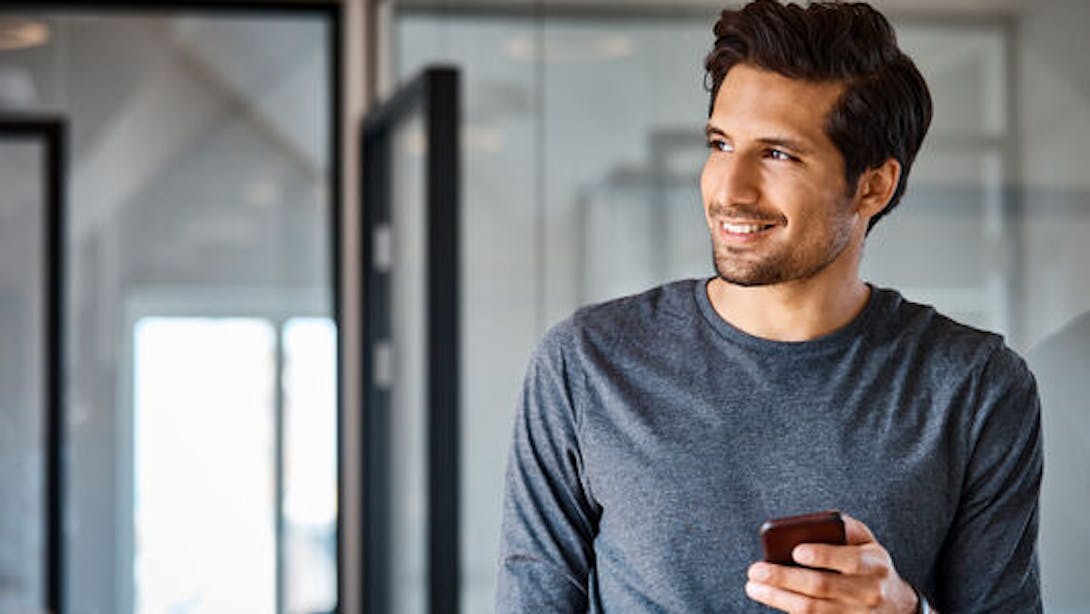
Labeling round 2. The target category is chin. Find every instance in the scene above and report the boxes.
[713,262,788,287]
[712,251,788,287]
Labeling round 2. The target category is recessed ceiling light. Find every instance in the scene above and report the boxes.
[0,17,50,51]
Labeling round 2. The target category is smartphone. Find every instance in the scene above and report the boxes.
[760,510,846,567]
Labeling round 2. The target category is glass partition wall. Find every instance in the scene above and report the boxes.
[0,6,340,614]
[382,1,1090,612]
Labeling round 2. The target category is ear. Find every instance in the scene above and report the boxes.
[854,158,902,221]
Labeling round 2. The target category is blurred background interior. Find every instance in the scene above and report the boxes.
[0,0,1087,612]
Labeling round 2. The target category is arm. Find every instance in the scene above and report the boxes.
[496,326,600,612]
[934,348,1043,612]
[743,347,1042,613]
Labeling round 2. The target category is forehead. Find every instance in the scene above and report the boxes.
[711,63,844,147]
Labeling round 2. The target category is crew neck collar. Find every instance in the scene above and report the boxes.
[693,277,886,354]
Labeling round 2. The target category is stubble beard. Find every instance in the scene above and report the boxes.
[708,209,856,288]
[711,243,797,287]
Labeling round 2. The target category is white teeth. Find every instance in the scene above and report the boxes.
[722,221,766,234]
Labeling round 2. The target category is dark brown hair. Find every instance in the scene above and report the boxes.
[704,0,932,231]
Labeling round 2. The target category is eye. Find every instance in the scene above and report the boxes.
[706,138,732,153]
[768,148,796,162]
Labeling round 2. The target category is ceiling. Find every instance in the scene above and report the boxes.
[392,0,1035,18]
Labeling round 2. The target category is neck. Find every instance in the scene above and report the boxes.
[706,249,870,342]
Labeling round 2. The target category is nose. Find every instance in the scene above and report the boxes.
[704,153,759,209]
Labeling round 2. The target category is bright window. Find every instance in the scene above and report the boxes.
[132,316,336,614]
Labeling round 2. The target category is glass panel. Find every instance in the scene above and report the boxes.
[132,317,277,614]
[870,28,1013,336]
[0,8,336,612]
[537,18,712,323]
[388,110,429,614]
[0,139,46,612]
[394,16,540,613]
[395,14,714,612]
[1019,5,1090,611]
[282,317,337,614]
[863,146,1009,332]
[899,27,1007,138]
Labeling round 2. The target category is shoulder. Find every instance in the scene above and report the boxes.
[574,279,698,328]
[875,288,1037,416]
[875,287,1015,373]
[540,279,699,354]
[521,281,699,417]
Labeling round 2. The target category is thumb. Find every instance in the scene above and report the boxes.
[842,514,876,546]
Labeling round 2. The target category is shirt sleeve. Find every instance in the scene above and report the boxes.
[495,323,600,613]
[935,347,1044,612]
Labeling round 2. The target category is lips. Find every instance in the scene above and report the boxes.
[721,221,775,235]
[719,217,779,239]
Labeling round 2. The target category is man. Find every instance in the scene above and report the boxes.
[496,1,1042,612]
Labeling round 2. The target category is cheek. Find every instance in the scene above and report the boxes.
[773,175,842,223]
[699,157,719,201]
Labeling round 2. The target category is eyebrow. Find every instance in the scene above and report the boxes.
[704,124,814,156]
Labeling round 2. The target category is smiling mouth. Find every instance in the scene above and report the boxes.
[721,221,774,234]
[720,220,779,236]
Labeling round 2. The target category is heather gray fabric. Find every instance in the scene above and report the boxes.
[496,279,1042,613]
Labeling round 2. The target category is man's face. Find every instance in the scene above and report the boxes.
[701,63,862,287]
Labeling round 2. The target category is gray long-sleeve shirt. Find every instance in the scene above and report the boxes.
[496,279,1042,613]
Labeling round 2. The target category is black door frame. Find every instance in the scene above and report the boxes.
[0,116,66,614]
[361,66,461,614]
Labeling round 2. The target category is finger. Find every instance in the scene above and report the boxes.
[748,562,858,600]
[841,514,876,545]
[745,580,847,614]
[793,542,890,576]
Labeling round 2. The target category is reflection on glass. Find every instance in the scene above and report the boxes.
[282,317,337,614]
[389,112,429,614]
[133,317,277,614]
[0,140,45,612]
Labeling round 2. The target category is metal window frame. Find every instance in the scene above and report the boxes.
[0,116,66,614]
[361,65,461,614]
